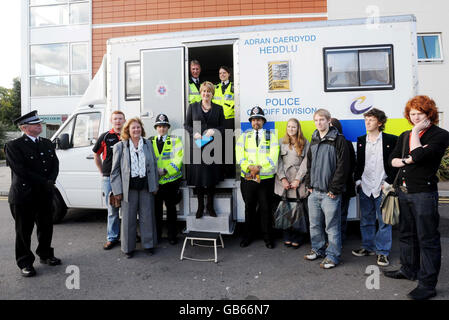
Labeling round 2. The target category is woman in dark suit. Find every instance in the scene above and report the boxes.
[185,81,225,218]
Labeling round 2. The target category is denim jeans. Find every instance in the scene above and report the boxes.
[359,191,392,256]
[308,191,342,264]
[398,190,441,289]
[103,176,120,242]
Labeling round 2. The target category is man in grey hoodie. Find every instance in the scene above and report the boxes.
[304,109,349,269]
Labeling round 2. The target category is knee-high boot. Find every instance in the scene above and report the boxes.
[206,187,217,217]
[195,187,205,219]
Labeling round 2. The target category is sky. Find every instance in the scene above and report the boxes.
[0,1,21,89]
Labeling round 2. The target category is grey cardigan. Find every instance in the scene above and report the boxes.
[110,138,159,202]
[274,139,310,199]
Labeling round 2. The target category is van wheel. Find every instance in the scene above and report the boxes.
[52,190,67,224]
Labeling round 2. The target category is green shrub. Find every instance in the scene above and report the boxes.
[437,147,449,182]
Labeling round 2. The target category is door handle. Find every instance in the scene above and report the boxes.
[86,155,94,160]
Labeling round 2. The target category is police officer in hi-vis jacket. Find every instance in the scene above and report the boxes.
[236,106,279,249]
[150,114,183,245]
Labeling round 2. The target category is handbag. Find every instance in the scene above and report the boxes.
[274,188,306,231]
[380,133,407,225]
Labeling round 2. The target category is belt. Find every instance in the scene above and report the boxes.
[399,186,408,194]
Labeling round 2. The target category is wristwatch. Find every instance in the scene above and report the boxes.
[402,158,407,165]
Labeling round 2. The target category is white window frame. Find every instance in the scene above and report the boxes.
[417,33,444,63]
[30,41,89,97]
[29,0,90,28]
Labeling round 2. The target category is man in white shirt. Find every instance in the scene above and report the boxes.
[352,108,398,266]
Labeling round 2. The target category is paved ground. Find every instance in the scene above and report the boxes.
[1,198,449,300]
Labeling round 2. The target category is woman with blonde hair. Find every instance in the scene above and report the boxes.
[274,118,310,248]
[110,118,159,258]
[185,81,224,218]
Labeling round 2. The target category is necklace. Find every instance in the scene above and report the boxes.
[202,103,211,112]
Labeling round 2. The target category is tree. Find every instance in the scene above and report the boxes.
[0,77,20,159]
[0,77,21,130]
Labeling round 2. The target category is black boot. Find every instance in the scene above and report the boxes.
[206,188,217,217]
[196,188,204,219]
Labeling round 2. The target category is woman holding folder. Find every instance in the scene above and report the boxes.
[184,81,225,218]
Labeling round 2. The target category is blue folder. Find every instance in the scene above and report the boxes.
[195,135,214,148]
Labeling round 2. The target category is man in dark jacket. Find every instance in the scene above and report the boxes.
[304,109,349,269]
[330,118,356,242]
[351,108,398,267]
[5,110,60,277]
[384,96,449,300]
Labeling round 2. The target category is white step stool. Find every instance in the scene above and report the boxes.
[180,231,224,263]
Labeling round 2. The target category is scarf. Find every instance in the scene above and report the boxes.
[129,137,146,178]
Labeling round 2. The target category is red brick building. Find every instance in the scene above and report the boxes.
[92,0,327,74]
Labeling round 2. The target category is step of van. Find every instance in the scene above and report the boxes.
[185,210,235,235]
[186,190,235,234]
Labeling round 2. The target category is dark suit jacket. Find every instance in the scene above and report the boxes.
[5,134,59,204]
[184,101,225,186]
[389,125,449,193]
[354,132,398,185]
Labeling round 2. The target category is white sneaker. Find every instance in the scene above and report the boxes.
[377,254,390,266]
[304,250,322,261]
[320,258,336,269]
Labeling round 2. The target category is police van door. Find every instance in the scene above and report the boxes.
[140,47,185,133]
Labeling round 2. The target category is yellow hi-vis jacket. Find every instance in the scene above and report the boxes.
[189,82,201,104]
[212,82,235,120]
[150,135,183,185]
[235,129,279,180]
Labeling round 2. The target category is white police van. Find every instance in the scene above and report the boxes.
[51,15,417,232]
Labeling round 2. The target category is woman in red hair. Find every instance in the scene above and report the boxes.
[384,95,449,300]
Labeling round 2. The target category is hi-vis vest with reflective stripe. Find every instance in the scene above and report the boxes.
[212,82,235,120]
[189,82,201,104]
[151,135,183,185]
[235,129,279,180]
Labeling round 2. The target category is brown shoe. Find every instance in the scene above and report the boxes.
[103,240,119,250]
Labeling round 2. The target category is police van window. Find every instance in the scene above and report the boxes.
[72,113,101,148]
[57,116,75,142]
[324,45,394,91]
[125,61,140,101]
[326,51,359,88]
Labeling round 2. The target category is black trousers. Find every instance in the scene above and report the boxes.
[9,191,54,269]
[240,177,274,242]
[398,190,441,289]
[155,180,180,241]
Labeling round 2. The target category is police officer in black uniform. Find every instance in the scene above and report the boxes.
[5,110,61,277]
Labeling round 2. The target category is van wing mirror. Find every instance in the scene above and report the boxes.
[57,133,71,150]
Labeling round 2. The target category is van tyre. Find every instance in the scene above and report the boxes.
[52,189,67,224]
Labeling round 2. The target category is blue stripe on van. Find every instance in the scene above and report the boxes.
[339,119,366,142]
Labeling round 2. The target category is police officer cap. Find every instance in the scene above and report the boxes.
[248,106,266,123]
[13,110,43,126]
[154,113,170,128]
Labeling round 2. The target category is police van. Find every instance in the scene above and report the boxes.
[51,15,417,232]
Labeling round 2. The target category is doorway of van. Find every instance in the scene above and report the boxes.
[187,43,236,180]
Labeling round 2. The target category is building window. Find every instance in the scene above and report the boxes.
[324,45,394,91]
[418,34,443,62]
[30,0,89,27]
[30,42,89,97]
